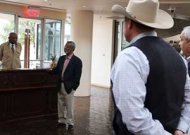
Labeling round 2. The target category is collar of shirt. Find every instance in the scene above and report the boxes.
[66,53,74,60]
[9,43,15,49]
[186,56,190,63]
[130,31,157,45]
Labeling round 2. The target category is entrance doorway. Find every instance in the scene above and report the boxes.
[0,12,63,69]
[18,18,42,68]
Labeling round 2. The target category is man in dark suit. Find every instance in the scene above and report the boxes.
[54,41,82,129]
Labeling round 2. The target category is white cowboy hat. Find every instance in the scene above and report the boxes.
[112,0,174,29]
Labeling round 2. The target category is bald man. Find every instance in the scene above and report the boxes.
[0,32,22,69]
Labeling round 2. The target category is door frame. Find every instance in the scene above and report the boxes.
[17,17,43,68]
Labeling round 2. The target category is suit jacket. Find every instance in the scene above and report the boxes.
[54,54,82,94]
[0,42,22,69]
[188,61,190,76]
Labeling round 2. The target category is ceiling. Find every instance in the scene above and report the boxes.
[0,0,189,38]
[1,0,190,16]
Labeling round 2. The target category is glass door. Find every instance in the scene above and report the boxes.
[18,18,42,68]
[44,19,61,61]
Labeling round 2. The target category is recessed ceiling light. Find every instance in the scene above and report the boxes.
[82,5,86,8]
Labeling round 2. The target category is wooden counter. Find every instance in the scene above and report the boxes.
[0,69,59,125]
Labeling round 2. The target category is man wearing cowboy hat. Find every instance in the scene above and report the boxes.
[111,0,190,135]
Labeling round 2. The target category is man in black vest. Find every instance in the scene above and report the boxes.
[111,0,190,135]
[53,41,82,129]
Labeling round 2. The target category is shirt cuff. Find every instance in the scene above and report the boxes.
[177,120,189,133]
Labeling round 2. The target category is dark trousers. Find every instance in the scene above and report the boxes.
[113,109,134,135]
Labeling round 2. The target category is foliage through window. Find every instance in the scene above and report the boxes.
[0,13,15,44]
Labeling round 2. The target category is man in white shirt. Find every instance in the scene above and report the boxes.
[111,0,190,135]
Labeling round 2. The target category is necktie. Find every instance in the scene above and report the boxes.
[11,44,14,53]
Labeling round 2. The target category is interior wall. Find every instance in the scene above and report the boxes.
[91,14,114,88]
[71,11,93,96]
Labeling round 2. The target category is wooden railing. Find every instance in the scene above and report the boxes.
[0,69,59,125]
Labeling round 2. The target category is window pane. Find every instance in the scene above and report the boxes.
[44,19,61,61]
[37,24,42,60]
[0,13,15,44]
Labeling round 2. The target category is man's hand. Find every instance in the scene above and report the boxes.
[174,130,185,135]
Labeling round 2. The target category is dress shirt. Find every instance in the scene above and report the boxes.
[62,53,73,79]
[186,56,190,63]
[9,43,16,50]
[111,31,190,135]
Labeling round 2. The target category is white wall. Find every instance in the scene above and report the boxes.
[91,14,114,88]
[71,11,93,96]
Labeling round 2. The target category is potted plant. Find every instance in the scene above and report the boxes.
[50,54,57,69]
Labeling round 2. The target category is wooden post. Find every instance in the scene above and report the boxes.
[24,29,30,68]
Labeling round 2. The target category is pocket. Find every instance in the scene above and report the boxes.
[3,49,12,59]
[15,50,21,58]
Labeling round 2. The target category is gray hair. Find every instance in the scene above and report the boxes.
[66,41,76,50]
[182,26,190,40]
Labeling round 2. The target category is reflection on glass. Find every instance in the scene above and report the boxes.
[0,13,15,44]
[44,19,61,61]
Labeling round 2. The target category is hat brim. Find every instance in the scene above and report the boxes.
[112,4,174,29]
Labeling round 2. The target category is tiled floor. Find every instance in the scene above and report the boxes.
[0,87,113,135]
